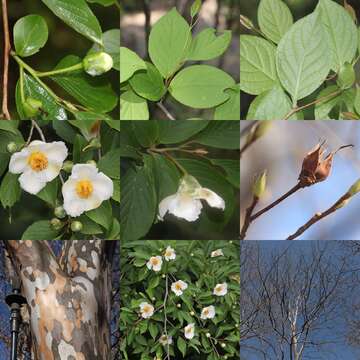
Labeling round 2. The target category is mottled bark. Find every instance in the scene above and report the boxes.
[4,240,114,360]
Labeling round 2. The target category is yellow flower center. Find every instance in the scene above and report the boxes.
[203,309,209,315]
[175,283,182,290]
[186,327,192,334]
[165,250,172,257]
[76,180,93,199]
[215,285,222,292]
[28,151,48,172]
[143,305,151,313]
[151,258,159,265]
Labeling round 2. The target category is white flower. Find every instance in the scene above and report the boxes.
[146,256,163,272]
[139,302,154,318]
[184,323,195,339]
[158,175,225,222]
[211,249,224,257]
[62,164,113,217]
[200,305,216,320]
[171,280,188,296]
[9,140,68,194]
[213,283,228,296]
[159,335,173,346]
[164,246,176,261]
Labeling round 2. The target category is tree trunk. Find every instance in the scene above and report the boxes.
[4,240,114,360]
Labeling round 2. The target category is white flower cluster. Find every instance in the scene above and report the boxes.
[9,140,113,217]
[138,246,230,343]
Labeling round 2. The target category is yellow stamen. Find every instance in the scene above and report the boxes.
[76,180,93,199]
[28,151,48,172]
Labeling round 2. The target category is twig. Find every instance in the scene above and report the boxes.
[240,121,258,138]
[157,102,176,120]
[284,90,341,120]
[286,193,351,240]
[251,183,303,222]
[25,121,35,145]
[240,196,259,240]
[32,120,46,142]
[1,0,11,120]
[240,141,252,159]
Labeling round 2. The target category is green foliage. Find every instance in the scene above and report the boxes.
[120,4,239,120]
[120,121,240,241]
[120,240,240,359]
[241,0,360,120]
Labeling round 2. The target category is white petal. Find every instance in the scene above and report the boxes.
[71,164,99,180]
[170,194,202,222]
[63,198,88,217]
[19,173,46,194]
[9,150,29,174]
[41,162,62,182]
[92,172,114,200]
[158,194,178,221]
[43,141,68,163]
[197,188,225,210]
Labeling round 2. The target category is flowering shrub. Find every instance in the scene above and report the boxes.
[0,120,119,240]
[120,120,240,240]
[120,1,240,120]
[120,240,240,360]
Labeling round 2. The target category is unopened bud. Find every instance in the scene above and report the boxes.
[177,304,181,308]
[23,97,42,118]
[337,62,355,90]
[62,160,73,173]
[83,138,101,151]
[50,218,63,230]
[206,332,211,338]
[83,52,113,76]
[190,311,195,316]
[347,179,360,196]
[252,171,266,198]
[221,343,226,348]
[54,206,66,219]
[6,142,18,153]
[71,221,83,232]
[335,199,350,210]
[240,15,254,30]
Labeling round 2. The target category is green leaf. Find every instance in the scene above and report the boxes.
[148,322,159,340]
[131,122,159,147]
[16,73,67,120]
[98,149,120,179]
[120,47,146,83]
[148,276,160,289]
[104,120,120,131]
[0,173,21,208]
[214,86,240,120]
[169,65,235,109]
[86,200,113,230]
[149,8,191,78]
[314,85,341,119]
[51,55,117,113]
[157,121,208,144]
[240,35,278,95]
[120,156,156,241]
[112,179,120,202]
[36,178,59,206]
[77,215,104,234]
[87,0,115,7]
[129,62,166,101]
[187,28,231,61]
[21,220,60,240]
[52,120,77,143]
[258,0,293,44]
[74,111,112,121]
[90,29,120,70]
[276,12,331,104]
[14,15,49,57]
[177,337,187,357]
[246,85,295,120]
[354,86,360,115]
[193,122,240,149]
[0,154,10,178]
[0,121,19,134]
[105,218,120,239]
[191,0,202,18]
[41,0,103,45]
[210,159,239,188]
[316,0,357,71]
[120,90,149,120]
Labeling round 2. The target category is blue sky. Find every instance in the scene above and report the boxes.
[241,121,360,240]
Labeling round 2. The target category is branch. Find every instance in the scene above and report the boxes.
[157,102,176,120]
[240,196,259,240]
[1,0,11,120]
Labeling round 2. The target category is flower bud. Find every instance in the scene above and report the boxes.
[252,170,267,199]
[6,142,18,153]
[83,138,101,151]
[23,97,42,118]
[347,179,360,196]
[190,311,195,316]
[54,206,66,219]
[83,52,113,76]
[50,218,63,230]
[240,15,254,30]
[337,62,355,90]
[221,343,226,348]
[62,160,73,173]
[71,221,83,232]
[162,274,166,278]
[177,304,181,308]
[206,333,211,338]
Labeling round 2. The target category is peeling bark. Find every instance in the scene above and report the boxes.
[3,240,115,360]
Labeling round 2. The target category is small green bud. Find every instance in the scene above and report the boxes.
[6,142,18,153]
[83,138,101,151]
[335,199,350,210]
[337,62,355,90]
[23,97,42,118]
[190,0,201,18]
[50,218,63,230]
[240,15,254,30]
[252,171,267,199]
[54,206,66,219]
[71,221,83,232]
[83,52,113,76]
[347,178,360,196]
[62,160,73,173]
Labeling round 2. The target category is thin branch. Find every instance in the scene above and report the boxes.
[1,0,11,120]
[32,120,46,142]
[286,192,352,240]
[240,196,259,240]
[157,102,176,120]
